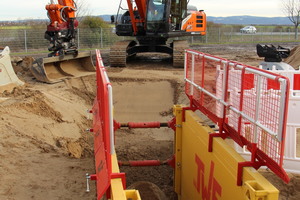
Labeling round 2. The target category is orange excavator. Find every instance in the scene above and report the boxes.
[30,0,95,83]
[110,0,207,67]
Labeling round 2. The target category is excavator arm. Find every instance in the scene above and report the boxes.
[45,0,78,56]
[29,0,95,84]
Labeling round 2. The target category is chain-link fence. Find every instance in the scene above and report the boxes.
[0,27,298,54]
[196,27,297,44]
[0,28,120,54]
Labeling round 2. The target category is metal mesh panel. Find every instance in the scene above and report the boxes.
[184,49,290,182]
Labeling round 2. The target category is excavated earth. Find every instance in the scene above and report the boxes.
[0,43,300,200]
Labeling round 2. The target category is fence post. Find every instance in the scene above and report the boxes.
[230,27,233,42]
[77,28,80,49]
[24,30,28,53]
[218,28,221,42]
[241,31,243,42]
[272,28,274,41]
[101,27,103,48]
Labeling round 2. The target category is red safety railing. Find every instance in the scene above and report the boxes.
[92,49,114,199]
[184,50,290,184]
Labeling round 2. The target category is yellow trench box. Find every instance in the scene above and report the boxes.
[174,106,279,200]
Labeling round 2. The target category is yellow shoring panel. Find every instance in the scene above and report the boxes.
[174,105,183,195]
[176,108,279,200]
[110,153,141,200]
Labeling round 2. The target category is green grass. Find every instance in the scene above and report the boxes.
[0,26,31,30]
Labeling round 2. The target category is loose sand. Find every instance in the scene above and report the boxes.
[0,43,300,200]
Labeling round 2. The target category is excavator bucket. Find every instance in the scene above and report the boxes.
[0,46,24,93]
[31,51,95,83]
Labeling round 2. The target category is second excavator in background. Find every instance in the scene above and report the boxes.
[110,0,206,67]
[31,0,95,83]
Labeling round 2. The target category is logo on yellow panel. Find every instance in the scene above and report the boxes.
[193,154,222,200]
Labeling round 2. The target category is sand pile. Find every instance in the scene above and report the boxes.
[285,44,300,69]
[0,75,97,199]
[1,46,300,200]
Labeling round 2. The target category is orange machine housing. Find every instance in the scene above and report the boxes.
[46,0,78,31]
[181,10,206,34]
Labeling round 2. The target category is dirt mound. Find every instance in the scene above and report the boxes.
[1,45,300,200]
[128,181,168,200]
[285,45,300,69]
[17,90,63,122]
[0,76,96,156]
[260,170,300,200]
[55,137,94,158]
[0,74,97,199]
[11,56,35,81]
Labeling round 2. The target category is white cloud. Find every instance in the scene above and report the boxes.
[190,0,284,17]
[0,0,285,21]
[0,0,48,20]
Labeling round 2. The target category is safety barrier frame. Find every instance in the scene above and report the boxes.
[90,49,283,199]
[184,49,290,184]
[92,50,140,200]
[92,49,115,199]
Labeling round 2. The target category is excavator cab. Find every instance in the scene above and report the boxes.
[146,0,169,33]
[115,0,188,36]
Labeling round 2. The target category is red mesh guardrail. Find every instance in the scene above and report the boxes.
[184,49,290,184]
[92,49,113,199]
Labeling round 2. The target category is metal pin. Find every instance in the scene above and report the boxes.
[86,109,92,119]
[86,173,90,192]
[86,128,93,132]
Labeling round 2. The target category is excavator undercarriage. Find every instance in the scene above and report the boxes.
[110,39,188,67]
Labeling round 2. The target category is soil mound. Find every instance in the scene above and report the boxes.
[285,45,300,69]
[1,45,300,199]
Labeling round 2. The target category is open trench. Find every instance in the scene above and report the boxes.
[1,46,300,199]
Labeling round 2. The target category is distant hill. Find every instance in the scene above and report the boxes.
[99,15,113,22]
[100,15,293,26]
[0,15,293,26]
[206,16,292,25]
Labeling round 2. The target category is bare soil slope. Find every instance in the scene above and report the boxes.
[0,43,300,200]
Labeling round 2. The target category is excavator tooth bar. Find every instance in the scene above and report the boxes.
[31,51,95,83]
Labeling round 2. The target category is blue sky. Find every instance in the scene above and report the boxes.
[0,0,285,21]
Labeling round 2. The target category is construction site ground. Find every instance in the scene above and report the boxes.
[0,43,300,200]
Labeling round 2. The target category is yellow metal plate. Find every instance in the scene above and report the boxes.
[177,110,279,200]
[110,153,141,200]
